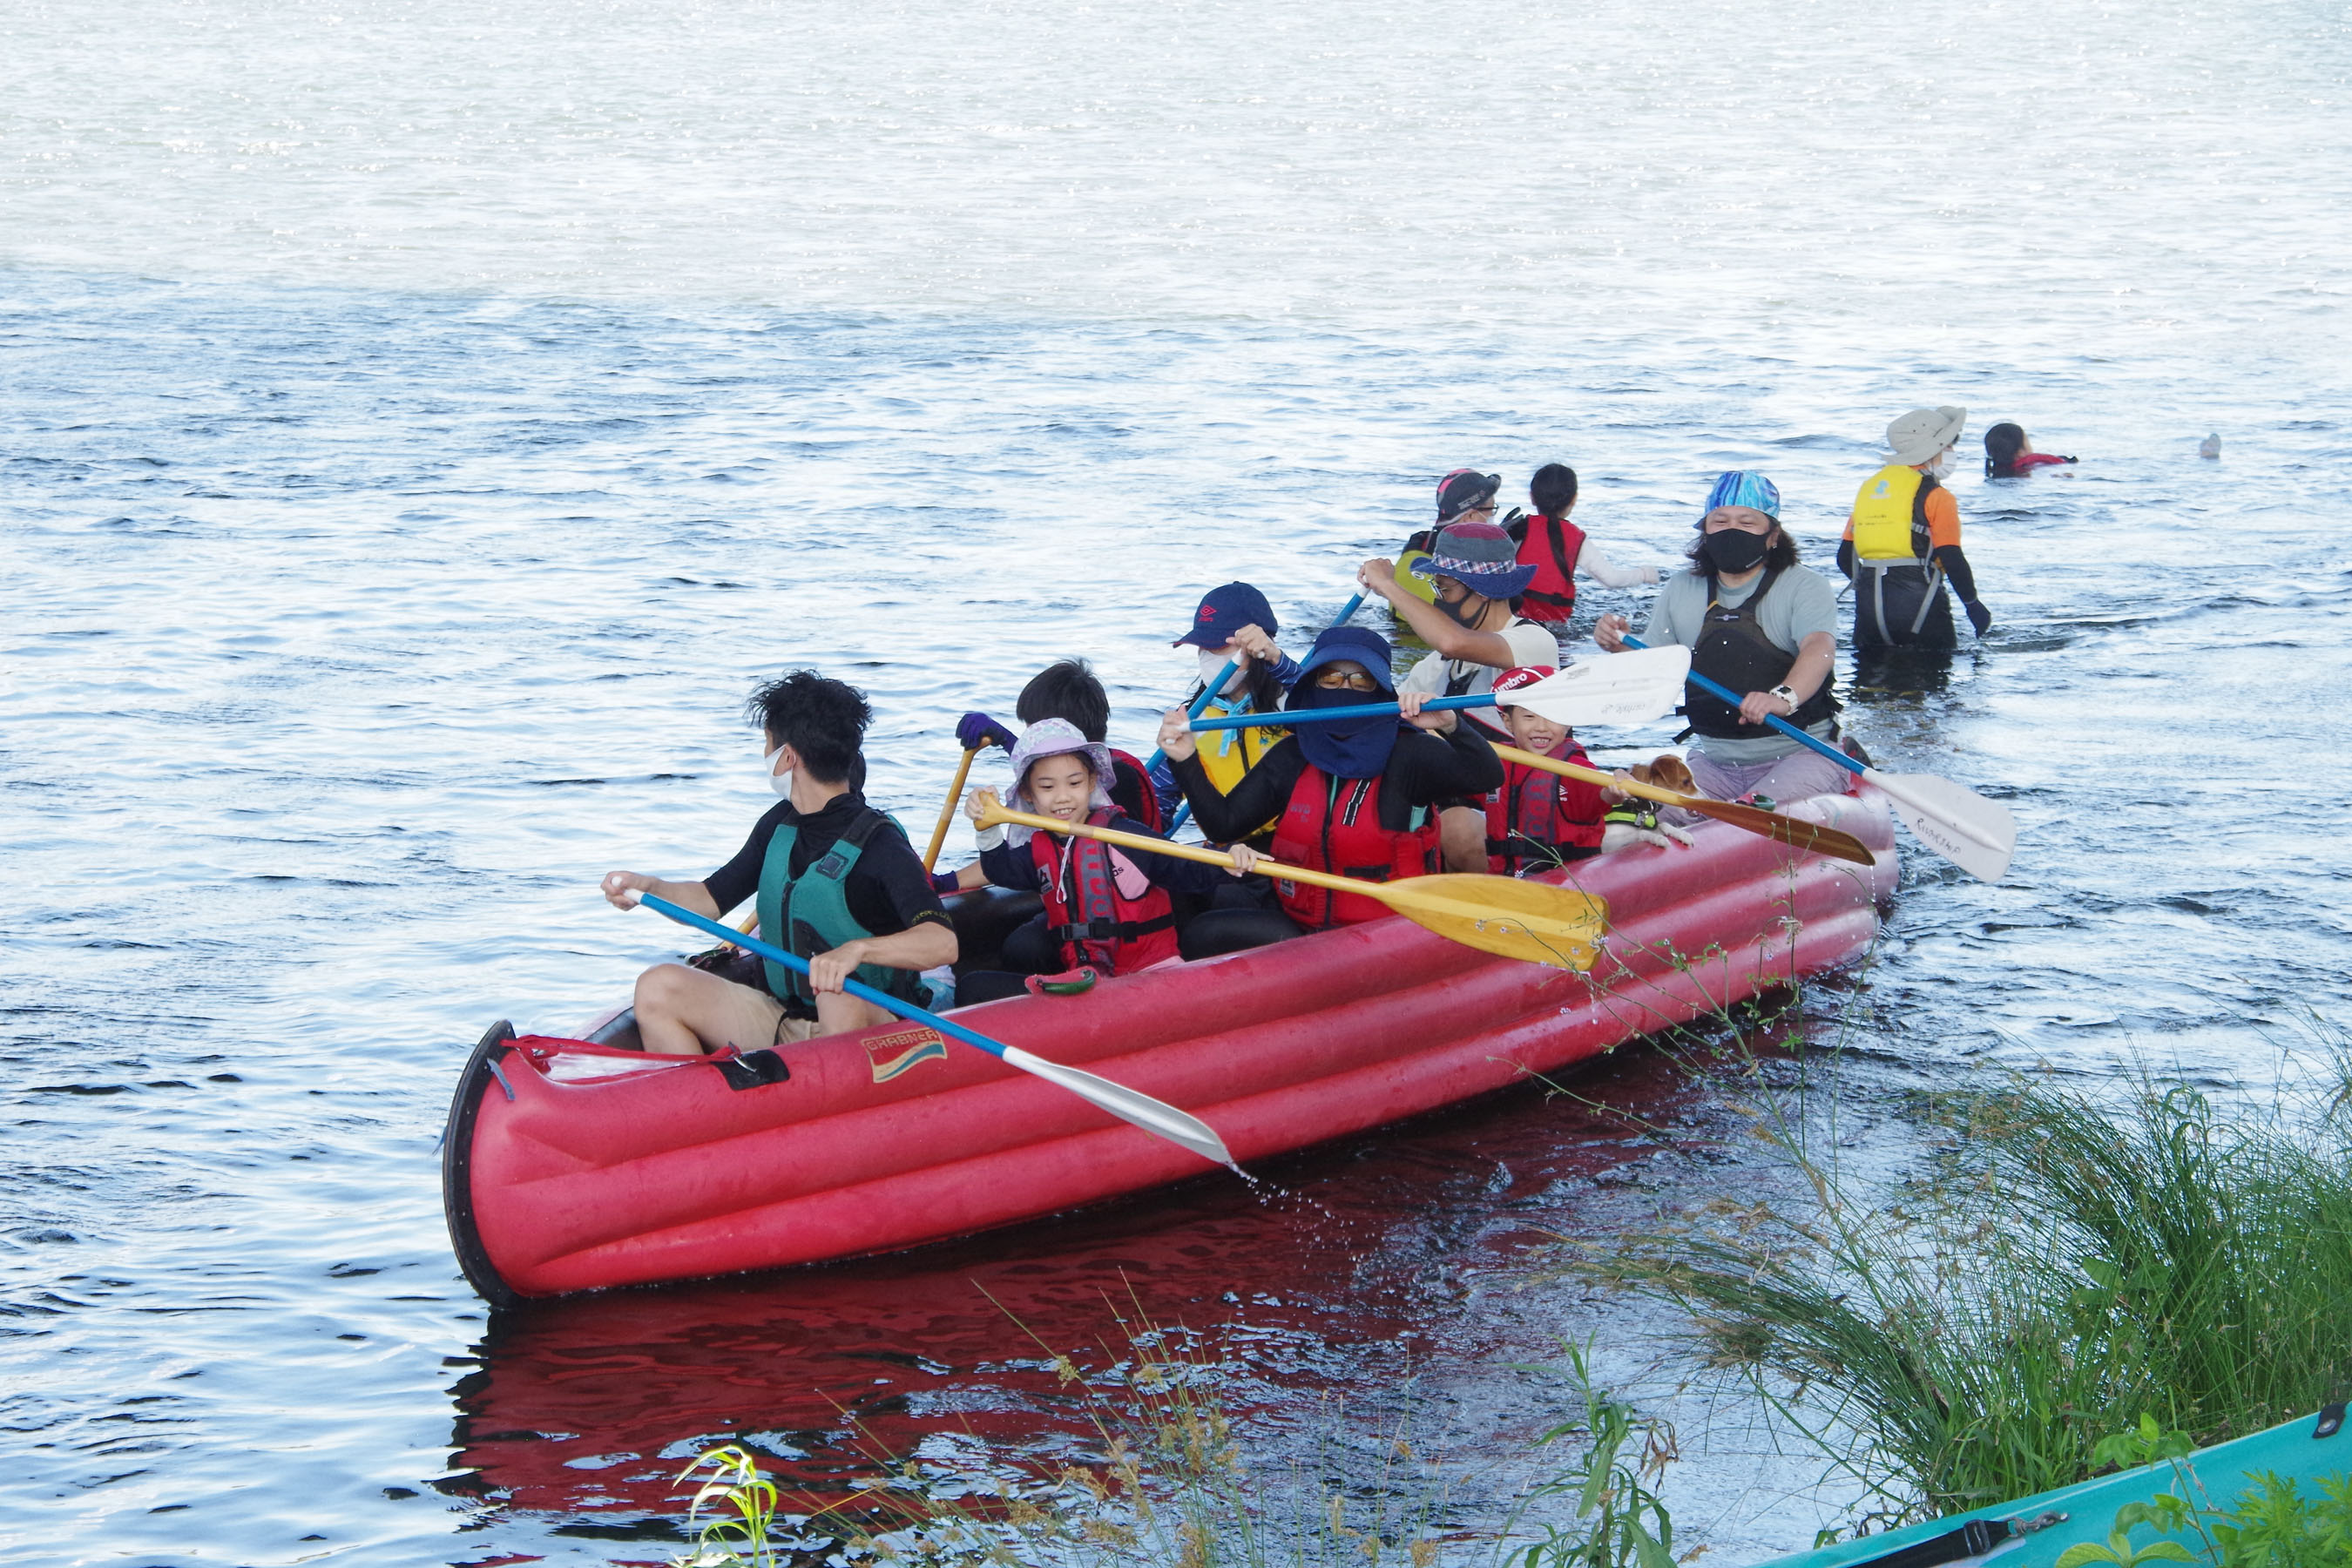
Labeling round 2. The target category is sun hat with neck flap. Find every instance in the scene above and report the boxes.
[1284,625,1404,779]
[1886,405,1969,467]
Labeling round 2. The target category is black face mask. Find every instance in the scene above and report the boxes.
[1700,527,1772,574]
[1437,587,1486,629]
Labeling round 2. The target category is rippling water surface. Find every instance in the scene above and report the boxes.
[4,1,2350,1562]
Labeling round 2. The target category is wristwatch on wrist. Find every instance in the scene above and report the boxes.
[1768,684,1799,708]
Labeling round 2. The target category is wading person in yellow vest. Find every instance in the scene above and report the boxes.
[1838,405,1993,652]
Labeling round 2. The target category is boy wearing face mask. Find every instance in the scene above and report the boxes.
[1836,405,1992,651]
[1355,519,1560,873]
[598,671,956,1053]
[1594,472,1848,810]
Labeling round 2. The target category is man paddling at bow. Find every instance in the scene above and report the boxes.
[1355,518,1561,873]
[599,671,957,1054]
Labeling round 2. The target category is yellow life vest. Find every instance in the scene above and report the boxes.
[1850,463,1935,563]
[1197,694,1284,841]
[1391,546,1442,605]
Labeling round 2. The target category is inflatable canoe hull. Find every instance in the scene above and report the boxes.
[443,789,1896,1304]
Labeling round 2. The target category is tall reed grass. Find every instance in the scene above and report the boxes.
[1575,1054,2352,1530]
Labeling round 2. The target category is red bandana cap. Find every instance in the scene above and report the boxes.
[1490,666,1556,707]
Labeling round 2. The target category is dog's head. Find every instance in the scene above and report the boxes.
[1629,754,1695,796]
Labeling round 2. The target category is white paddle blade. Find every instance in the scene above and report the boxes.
[1508,645,1692,727]
[1865,770,2017,882]
[1001,1045,1234,1167]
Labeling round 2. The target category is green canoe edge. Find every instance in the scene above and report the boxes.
[1755,1408,2347,1567]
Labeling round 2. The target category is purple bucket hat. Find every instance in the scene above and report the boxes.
[1002,718,1113,845]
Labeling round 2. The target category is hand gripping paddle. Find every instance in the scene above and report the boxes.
[977,803,1608,972]
[633,893,1233,1168]
[1620,635,2017,882]
[1188,646,1693,734]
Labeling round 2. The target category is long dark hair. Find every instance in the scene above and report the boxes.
[1984,422,2025,478]
[1686,525,1801,575]
[1530,462,1578,519]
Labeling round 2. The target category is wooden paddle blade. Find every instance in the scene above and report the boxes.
[1377,875,1609,971]
[1507,645,1691,727]
[1866,770,2017,882]
[1001,1046,1235,1167]
[1673,795,1878,868]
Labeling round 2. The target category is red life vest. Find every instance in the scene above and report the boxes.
[1516,514,1586,625]
[1107,747,1166,833]
[1028,808,1179,975]
[1484,739,1606,873]
[1267,767,1440,929]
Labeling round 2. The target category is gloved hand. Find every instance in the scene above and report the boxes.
[1963,600,1993,637]
[956,712,1018,752]
[929,869,963,895]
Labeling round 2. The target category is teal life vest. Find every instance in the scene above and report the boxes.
[754,808,926,1008]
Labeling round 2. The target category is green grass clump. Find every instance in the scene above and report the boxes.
[1575,1063,2352,1528]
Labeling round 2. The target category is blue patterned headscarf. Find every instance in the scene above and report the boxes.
[1697,470,1781,526]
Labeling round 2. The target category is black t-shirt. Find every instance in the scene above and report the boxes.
[705,793,951,941]
[1173,724,1503,843]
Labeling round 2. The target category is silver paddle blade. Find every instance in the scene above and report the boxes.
[1002,1045,1235,1168]
[1508,645,1692,727]
[1866,769,2017,882]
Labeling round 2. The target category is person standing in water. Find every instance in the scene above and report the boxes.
[1596,472,1848,809]
[1837,405,1992,651]
[1511,463,1663,629]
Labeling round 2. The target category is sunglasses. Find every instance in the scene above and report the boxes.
[1313,669,1382,692]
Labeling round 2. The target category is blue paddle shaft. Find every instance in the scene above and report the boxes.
[1329,591,1365,627]
[1192,692,1493,732]
[1620,633,1862,778]
[638,892,1007,1062]
[1145,655,1240,771]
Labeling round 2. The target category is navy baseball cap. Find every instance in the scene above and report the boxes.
[1173,581,1280,648]
[1289,625,1396,694]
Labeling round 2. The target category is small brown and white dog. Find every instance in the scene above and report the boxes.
[1600,754,1700,853]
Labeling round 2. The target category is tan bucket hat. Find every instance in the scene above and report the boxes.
[1886,405,1969,466]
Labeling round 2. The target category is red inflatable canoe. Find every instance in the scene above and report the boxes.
[443,788,1897,1304]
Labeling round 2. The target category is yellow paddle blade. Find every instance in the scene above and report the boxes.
[1372,875,1610,971]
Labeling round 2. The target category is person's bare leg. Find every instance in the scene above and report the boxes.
[632,962,785,1056]
[812,990,897,1037]
[1439,805,1488,874]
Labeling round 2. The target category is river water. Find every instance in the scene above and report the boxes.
[5,1,2349,1563]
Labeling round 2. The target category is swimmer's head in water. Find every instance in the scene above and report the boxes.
[1984,421,2027,476]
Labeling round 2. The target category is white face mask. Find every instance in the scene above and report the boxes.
[1197,647,1245,693]
[1928,451,1956,480]
[764,744,794,799]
